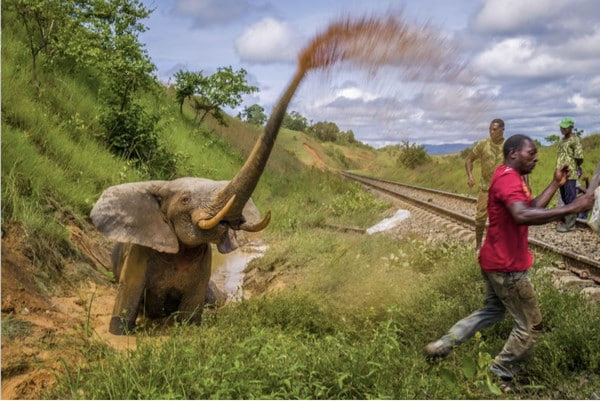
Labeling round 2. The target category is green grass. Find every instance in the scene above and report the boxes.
[49,237,600,399]
[1,316,33,340]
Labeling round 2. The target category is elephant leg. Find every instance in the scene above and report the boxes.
[178,251,212,324]
[178,287,207,324]
[111,242,127,282]
[109,244,149,335]
[205,280,227,307]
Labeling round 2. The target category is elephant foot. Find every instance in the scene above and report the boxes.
[109,316,136,335]
[205,281,227,307]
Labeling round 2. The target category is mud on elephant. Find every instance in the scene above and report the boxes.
[91,69,306,335]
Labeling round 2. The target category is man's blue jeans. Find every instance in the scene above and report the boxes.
[439,270,542,379]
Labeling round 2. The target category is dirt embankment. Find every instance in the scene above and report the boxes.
[1,222,122,399]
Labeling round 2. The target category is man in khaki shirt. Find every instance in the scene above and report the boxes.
[465,119,506,249]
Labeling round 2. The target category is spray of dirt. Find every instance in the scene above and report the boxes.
[298,14,464,82]
[291,13,484,142]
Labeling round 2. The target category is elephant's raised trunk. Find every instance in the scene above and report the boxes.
[212,68,307,221]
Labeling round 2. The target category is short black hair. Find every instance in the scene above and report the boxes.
[490,118,505,128]
[503,134,533,158]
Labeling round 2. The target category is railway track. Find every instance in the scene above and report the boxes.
[341,171,600,284]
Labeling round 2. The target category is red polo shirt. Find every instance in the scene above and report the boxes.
[479,165,534,272]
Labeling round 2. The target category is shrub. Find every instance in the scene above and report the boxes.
[100,103,178,179]
[397,141,430,169]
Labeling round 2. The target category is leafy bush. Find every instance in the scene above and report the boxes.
[100,104,178,179]
[397,141,431,169]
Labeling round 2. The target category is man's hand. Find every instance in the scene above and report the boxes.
[554,164,570,186]
[467,176,475,188]
[570,191,595,213]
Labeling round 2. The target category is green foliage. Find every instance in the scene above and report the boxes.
[397,140,431,169]
[282,110,309,132]
[338,129,357,144]
[100,103,178,179]
[10,0,65,84]
[192,66,258,126]
[1,316,33,339]
[52,237,600,399]
[442,333,503,396]
[545,134,560,144]
[238,103,267,126]
[173,69,204,113]
[324,146,352,168]
[311,120,340,142]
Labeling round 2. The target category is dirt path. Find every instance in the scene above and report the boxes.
[303,143,329,169]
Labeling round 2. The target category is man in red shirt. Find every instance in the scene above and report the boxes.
[425,134,595,382]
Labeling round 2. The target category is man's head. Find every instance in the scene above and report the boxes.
[489,118,505,143]
[503,134,537,175]
[560,117,574,137]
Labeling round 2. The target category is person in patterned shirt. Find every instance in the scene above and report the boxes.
[465,118,505,249]
[555,117,584,232]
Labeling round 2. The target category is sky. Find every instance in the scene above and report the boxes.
[140,0,600,147]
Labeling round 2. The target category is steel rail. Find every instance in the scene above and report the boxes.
[343,171,591,228]
[341,171,600,281]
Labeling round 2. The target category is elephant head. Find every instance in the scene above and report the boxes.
[90,178,269,255]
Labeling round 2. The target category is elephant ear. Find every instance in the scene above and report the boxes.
[90,181,179,254]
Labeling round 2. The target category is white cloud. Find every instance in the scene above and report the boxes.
[474,37,565,77]
[568,93,600,112]
[235,17,300,63]
[336,87,379,102]
[473,0,571,32]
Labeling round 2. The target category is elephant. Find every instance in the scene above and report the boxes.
[91,68,307,335]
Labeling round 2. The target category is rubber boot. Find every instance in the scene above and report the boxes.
[475,225,485,250]
[557,214,577,232]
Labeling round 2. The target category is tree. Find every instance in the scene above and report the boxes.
[397,140,430,169]
[192,66,258,126]
[339,129,357,144]
[12,0,71,85]
[239,104,267,126]
[544,134,560,144]
[282,111,309,132]
[311,121,340,142]
[174,70,205,113]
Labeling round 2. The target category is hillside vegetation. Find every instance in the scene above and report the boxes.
[2,3,599,399]
[366,136,600,200]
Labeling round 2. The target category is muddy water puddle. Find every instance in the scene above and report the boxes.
[211,241,267,301]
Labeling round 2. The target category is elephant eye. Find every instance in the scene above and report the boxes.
[181,195,190,205]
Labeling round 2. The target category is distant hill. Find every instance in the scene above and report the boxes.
[423,143,472,155]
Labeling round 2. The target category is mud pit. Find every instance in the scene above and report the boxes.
[1,222,266,399]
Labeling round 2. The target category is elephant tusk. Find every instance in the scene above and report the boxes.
[239,211,271,232]
[197,195,237,230]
